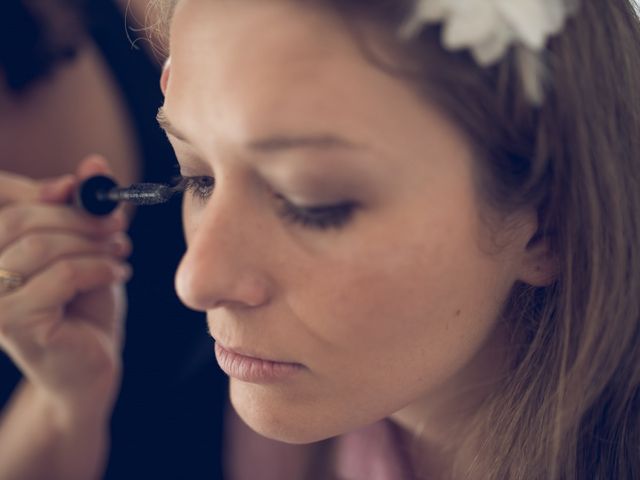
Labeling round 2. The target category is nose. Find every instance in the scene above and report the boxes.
[175,195,273,312]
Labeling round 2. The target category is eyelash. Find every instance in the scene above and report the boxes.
[174,175,357,230]
[175,175,214,201]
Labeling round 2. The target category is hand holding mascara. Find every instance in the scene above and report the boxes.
[76,175,180,216]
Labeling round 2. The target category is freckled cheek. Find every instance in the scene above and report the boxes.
[297,259,443,361]
[294,239,496,378]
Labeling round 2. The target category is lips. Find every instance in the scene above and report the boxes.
[214,341,305,384]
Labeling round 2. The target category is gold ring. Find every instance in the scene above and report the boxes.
[0,268,25,294]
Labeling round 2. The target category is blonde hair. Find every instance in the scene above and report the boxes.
[150,1,640,478]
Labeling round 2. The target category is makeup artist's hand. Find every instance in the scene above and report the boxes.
[0,155,131,480]
[0,155,131,411]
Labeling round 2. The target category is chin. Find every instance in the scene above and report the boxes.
[229,380,340,445]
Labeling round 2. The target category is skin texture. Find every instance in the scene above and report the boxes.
[162,0,552,474]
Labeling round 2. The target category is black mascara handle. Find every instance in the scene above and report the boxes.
[75,175,119,216]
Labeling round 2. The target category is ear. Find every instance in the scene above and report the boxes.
[160,57,171,95]
[516,228,558,287]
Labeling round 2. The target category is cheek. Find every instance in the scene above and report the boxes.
[294,221,510,393]
[242,226,512,443]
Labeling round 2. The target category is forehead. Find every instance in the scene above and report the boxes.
[166,0,405,142]
[171,0,349,61]
[165,0,471,183]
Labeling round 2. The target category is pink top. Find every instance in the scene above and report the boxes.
[333,419,415,480]
[226,408,416,480]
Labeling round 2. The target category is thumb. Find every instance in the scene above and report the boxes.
[38,175,77,203]
[40,155,117,204]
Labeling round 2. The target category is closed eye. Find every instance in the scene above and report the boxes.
[275,194,357,230]
[175,174,357,230]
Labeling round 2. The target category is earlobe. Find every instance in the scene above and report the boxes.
[160,57,171,95]
[518,233,558,287]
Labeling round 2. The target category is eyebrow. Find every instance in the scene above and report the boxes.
[156,106,365,154]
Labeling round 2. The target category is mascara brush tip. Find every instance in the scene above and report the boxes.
[77,175,178,216]
[102,183,176,205]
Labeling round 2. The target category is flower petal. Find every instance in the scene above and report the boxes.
[496,0,563,50]
[472,28,513,65]
[515,46,547,105]
[443,4,499,50]
[400,0,448,38]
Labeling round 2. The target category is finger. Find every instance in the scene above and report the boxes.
[0,232,131,278]
[0,203,125,251]
[0,172,42,206]
[6,255,131,314]
[0,172,38,202]
[76,154,113,181]
[0,256,130,358]
[39,154,115,204]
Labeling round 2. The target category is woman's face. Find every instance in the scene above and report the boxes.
[164,0,538,443]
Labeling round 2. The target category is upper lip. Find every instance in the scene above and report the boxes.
[216,339,302,366]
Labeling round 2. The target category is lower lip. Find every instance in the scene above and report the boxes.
[214,342,304,384]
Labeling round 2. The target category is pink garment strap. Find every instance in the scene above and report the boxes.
[334,419,415,480]
[225,405,415,479]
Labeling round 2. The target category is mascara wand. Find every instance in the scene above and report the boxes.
[76,175,181,216]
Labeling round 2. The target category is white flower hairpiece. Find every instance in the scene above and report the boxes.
[400,0,580,105]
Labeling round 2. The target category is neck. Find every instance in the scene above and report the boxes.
[390,321,511,479]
